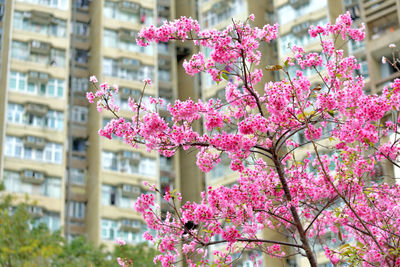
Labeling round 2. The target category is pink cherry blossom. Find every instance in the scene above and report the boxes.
[87,14,400,267]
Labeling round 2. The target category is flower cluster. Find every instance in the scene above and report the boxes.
[87,14,400,267]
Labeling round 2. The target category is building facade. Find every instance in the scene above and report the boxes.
[0,0,198,250]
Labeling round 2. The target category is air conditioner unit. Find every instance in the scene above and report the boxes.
[30,40,51,54]
[118,29,137,42]
[26,103,48,116]
[120,219,141,231]
[122,184,141,197]
[119,1,140,13]
[292,21,310,36]
[28,71,49,83]
[120,58,140,70]
[212,1,228,11]
[29,206,43,217]
[289,0,309,8]
[157,5,170,17]
[30,11,52,25]
[121,151,140,162]
[119,88,132,98]
[24,136,46,149]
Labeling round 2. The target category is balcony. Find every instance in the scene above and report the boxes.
[120,219,141,232]
[121,184,141,198]
[24,135,46,149]
[289,0,310,8]
[26,103,48,116]
[28,206,44,218]
[362,0,397,22]
[118,29,137,42]
[375,72,400,92]
[120,151,140,163]
[119,1,140,13]
[27,71,49,83]
[30,40,51,54]
[30,10,52,25]
[21,170,45,184]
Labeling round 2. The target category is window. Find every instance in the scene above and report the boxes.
[160,156,173,171]
[69,201,86,219]
[103,28,151,54]
[349,39,365,53]
[19,0,68,10]
[277,0,326,25]
[279,18,327,55]
[69,168,85,185]
[356,58,369,78]
[103,29,118,48]
[139,157,156,177]
[47,78,64,97]
[101,184,117,206]
[158,43,169,54]
[46,110,64,130]
[210,154,232,180]
[7,103,24,124]
[43,177,61,198]
[104,1,153,25]
[102,150,156,177]
[201,0,246,28]
[5,136,23,158]
[380,55,400,79]
[119,195,136,209]
[102,151,118,171]
[102,58,117,77]
[13,11,67,38]
[72,137,86,153]
[71,77,88,92]
[7,103,64,130]
[3,170,61,198]
[72,106,88,123]
[75,49,89,64]
[103,58,154,81]
[73,21,90,38]
[9,71,27,91]
[101,218,146,244]
[75,0,89,8]
[11,41,66,67]
[101,219,118,240]
[50,48,65,67]
[11,41,29,61]
[34,212,61,232]
[5,137,63,164]
[158,69,170,82]
[9,71,64,98]
[101,184,137,209]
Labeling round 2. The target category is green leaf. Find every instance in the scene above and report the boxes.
[284,59,289,68]
[265,65,283,71]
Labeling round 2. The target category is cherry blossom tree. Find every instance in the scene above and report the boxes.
[87,13,400,267]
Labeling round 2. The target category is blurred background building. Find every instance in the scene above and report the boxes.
[0,0,399,266]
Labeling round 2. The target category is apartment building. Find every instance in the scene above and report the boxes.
[359,0,400,93]
[86,0,186,248]
[0,0,195,251]
[0,0,70,234]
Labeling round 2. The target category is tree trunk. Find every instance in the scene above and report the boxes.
[272,152,318,267]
